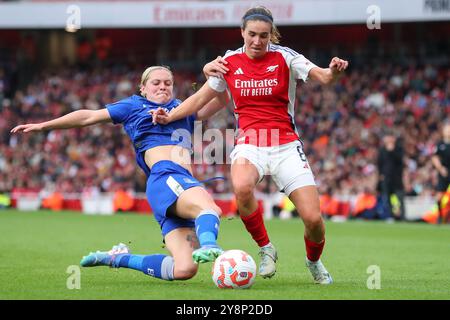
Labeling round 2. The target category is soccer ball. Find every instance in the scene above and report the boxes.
[212,249,257,289]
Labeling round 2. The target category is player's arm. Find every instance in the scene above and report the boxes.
[432,154,448,177]
[10,109,112,133]
[197,89,230,121]
[309,57,348,85]
[196,56,230,120]
[152,79,223,124]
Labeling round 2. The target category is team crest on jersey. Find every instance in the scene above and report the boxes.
[266,65,279,72]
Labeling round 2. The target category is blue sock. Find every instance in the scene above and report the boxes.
[195,210,220,247]
[112,254,174,280]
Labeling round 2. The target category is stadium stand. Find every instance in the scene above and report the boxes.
[0,20,449,219]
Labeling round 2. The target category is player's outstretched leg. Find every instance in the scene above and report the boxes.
[192,210,223,263]
[80,243,175,280]
[80,243,130,267]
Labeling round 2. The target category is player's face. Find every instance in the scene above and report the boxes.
[241,20,271,59]
[141,69,174,104]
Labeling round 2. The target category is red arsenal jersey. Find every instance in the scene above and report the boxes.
[210,44,317,147]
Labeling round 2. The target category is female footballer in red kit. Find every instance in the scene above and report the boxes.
[153,6,348,284]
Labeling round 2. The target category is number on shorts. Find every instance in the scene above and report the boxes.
[296,146,307,162]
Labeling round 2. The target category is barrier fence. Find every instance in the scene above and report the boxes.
[3,191,438,222]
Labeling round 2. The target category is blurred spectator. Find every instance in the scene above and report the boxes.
[0,68,5,107]
[17,33,37,88]
[0,42,448,207]
[276,195,297,220]
[94,32,112,64]
[41,191,64,211]
[113,189,135,212]
[319,187,339,218]
[377,131,405,221]
[420,187,450,224]
[431,121,450,223]
[0,190,11,209]
[352,187,378,220]
[77,37,94,69]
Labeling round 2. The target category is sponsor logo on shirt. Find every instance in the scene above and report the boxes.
[234,78,278,97]
[235,78,278,88]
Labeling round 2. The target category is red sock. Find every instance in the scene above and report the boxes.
[241,205,270,247]
[304,236,325,262]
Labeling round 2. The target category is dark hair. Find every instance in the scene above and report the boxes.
[241,6,281,44]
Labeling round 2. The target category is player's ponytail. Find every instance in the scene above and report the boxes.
[241,6,281,44]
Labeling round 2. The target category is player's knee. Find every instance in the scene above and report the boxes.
[233,182,255,202]
[210,204,223,217]
[194,202,222,217]
[303,213,324,231]
[174,263,198,280]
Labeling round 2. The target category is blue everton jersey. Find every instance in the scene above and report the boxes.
[106,95,196,176]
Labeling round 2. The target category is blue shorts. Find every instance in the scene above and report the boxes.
[146,160,202,237]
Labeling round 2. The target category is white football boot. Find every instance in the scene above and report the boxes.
[305,258,333,284]
[258,243,278,278]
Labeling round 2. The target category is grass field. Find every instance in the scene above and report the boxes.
[0,209,449,300]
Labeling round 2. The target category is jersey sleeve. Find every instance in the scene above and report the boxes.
[208,76,227,93]
[290,54,318,82]
[106,98,132,124]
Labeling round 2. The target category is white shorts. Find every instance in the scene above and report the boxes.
[230,140,316,196]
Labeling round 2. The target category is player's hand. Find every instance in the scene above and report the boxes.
[203,56,229,78]
[10,123,44,133]
[329,57,349,74]
[149,107,170,125]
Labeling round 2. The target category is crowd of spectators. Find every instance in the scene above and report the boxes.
[0,44,449,218]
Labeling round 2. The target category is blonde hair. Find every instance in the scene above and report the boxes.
[140,65,173,87]
[241,6,281,44]
[139,66,173,98]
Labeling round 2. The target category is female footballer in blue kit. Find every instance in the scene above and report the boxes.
[11,63,229,281]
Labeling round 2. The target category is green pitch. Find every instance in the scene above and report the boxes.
[0,209,449,300]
